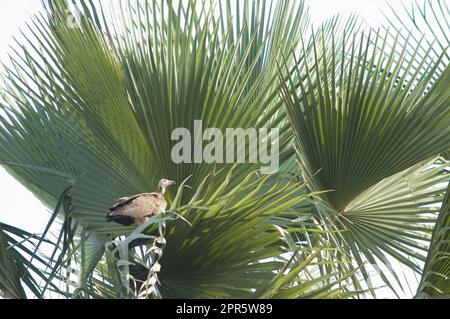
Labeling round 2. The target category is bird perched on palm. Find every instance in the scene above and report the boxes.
[106,179,176,227]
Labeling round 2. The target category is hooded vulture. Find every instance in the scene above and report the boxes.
[106,179,176,227]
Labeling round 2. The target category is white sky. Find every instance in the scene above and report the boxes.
[0,0,46,232]
[0,0,421,299]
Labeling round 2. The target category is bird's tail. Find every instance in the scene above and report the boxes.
[105,212,134,226]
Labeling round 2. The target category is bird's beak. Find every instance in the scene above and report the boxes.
[168,180,176,185]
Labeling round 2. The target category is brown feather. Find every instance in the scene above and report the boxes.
[107,192,167,226]
[109,195,140,211]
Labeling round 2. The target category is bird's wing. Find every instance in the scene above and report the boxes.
[109,194,140,212]
[108,193,167,219]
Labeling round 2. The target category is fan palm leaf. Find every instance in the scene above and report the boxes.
[279,28,450,295]
[382,0,449,86]
[0,222,63,298]
[416,180,450,298]
[0,224,27,299]
[0,0,315,235]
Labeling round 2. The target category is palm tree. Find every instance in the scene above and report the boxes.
[0,0,448,299]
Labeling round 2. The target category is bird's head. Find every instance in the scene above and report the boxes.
[158,179,176,194]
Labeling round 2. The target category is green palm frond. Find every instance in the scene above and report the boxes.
[330,158,448,294]
[280,27,450,295]
[382,0,449,85]
[73,170,362,299]
[159,170,313,298]
[0,0,314,235]
[0,224,27,299]
[281,28,449,210]
[416,180,450,298]
[382,0,450,161]
[255,226,369,299]
[0,222,63,298]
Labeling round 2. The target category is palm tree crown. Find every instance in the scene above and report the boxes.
[0,0,448,299]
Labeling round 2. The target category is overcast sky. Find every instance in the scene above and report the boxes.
[0,0,420,299]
